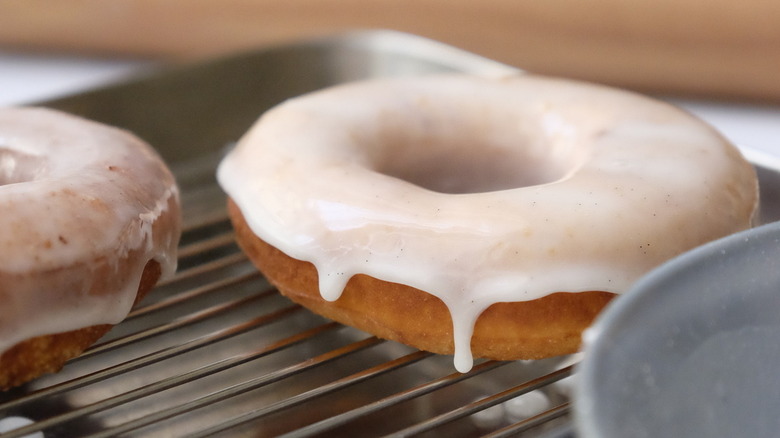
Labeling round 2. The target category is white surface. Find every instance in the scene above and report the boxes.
[0,52,778,156]
[504,389,552,421]
[0,51,157,106]
[0,416,43,438]
[666,97,780,157]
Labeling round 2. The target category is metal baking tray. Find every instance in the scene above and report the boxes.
[2,30,778,438]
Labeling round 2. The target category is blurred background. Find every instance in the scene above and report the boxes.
[1,1,779,150]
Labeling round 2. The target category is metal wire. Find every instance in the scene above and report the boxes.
[383,366,573,437]
[280,359,507,438]
[83,335,383,438]
[0,195,576,438]
[482,404,572,438]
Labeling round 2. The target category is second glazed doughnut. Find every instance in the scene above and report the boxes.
[218,74,758,371]
[0,107,180,389]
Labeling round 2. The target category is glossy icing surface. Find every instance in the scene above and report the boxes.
[0,107,180,356]
[218,74,758,371]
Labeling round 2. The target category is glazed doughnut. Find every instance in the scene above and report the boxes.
[0,107,180,389]
[218,74,758,372]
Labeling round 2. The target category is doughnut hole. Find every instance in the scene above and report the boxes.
[0,147,47,185]
[369,110,587,194]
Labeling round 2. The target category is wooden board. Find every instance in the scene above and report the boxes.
[1,0,779,101]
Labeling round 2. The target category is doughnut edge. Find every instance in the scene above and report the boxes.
[227,198,616,362]
[0,260,162,391]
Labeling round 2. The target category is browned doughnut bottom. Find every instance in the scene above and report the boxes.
[0,260,161,390]
[228,199,616,361]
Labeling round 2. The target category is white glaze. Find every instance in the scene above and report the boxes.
[0,107,180,356]
[217,74,758,372]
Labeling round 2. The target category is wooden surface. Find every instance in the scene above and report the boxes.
[1,0,779,101]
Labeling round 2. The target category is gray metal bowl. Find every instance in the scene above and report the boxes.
[575,220,780,438]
